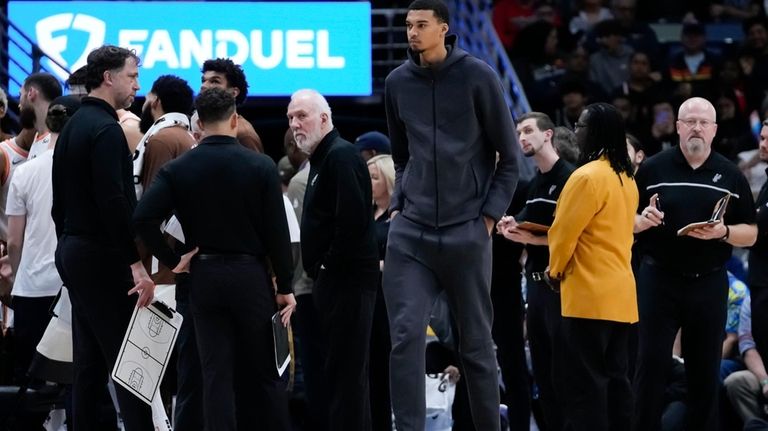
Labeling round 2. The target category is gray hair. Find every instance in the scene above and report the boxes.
[290,89,333,128]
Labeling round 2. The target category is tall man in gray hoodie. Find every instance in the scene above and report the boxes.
[383,0,520,429]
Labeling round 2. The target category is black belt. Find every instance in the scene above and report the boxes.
[195,253,259,262]
[645,256,723,279]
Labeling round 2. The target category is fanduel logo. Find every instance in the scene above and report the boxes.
[120,29,346,70]
[36,13,106,80]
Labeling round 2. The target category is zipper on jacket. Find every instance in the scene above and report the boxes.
[431,78,439,229]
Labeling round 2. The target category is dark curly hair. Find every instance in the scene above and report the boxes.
[150,75,194,116]
[201,58,248,105]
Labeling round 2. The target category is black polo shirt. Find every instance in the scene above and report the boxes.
[635,145,755,274]
[749,169,768,288]
[516,158,575,273]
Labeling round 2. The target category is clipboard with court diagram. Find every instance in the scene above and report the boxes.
[112,301,183,405]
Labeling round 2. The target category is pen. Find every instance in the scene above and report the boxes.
[657,195,665,226]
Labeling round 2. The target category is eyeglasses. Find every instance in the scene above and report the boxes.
[678,118,715,129]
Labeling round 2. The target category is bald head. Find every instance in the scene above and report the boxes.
[676,97,718,163]
[678,97,716,121]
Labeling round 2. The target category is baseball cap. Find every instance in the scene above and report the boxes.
[355,131,391,154]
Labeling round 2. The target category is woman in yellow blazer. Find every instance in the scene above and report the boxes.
[547,103,639,431]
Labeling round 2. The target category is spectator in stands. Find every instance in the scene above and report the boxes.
[713,89,756,162]
[724,294,768,424]
[609,0,659,58]
[493,0,539,51]
[560,45,607,103]
[720,272,749,380]
[613,51,663,136]
[553,126,580,164]
[568,0,613,39]
[644,98,679,156]
[667,23,720,102]
[553,79,588,129]
[355,131,391,161]
[0,88,11,142]
[569,0,613,39]
[741,17,768,112]
[511,20,566,115]
[589,19,634,96]
[366,154,394,431]
[612,94,633,124]
[709,0,761,22]
[717,56,749,113]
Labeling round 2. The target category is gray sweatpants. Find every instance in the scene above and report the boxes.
[382,214,499,431]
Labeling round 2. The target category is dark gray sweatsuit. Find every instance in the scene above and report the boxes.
[383,34,520,431]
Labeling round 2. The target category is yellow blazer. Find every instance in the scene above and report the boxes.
[548,157,639,323]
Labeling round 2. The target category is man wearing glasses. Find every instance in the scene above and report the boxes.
[632,97,757,431]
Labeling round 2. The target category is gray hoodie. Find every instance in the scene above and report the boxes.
[384,35,520,228]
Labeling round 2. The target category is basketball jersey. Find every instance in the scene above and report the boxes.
[0,138,29,240]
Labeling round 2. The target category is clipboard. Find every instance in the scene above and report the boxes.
[677,194,731,236]
[272,312,291,376]
[112,300,182,405]
[515,221,550,234]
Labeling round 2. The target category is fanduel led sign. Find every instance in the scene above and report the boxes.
[8,1,372,96]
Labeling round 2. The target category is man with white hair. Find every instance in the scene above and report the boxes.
[287,88,378,431]
[632,97,757,431]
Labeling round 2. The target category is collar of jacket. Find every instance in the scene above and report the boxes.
[405,34,468,77]
[309,128,340,164]
[81,96,119,121]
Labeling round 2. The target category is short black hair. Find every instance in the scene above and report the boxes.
[595,19,624,38]
[408,0,450,24]
[743,16,768,36]
[23,72,62,102]
[150,75,194,116]
[46,95,80,133]
[85,45,140,92]
[518,111,555,134]
[201,58,248,105]
[195,87,235,125]
[626,133,643,152]
[66,65,88,88]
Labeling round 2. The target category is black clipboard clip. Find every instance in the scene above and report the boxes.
[152,301,176,319]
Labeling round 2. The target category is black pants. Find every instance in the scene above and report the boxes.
[369,284,392,431]
[383,215,499,431]
[633,260,728,431]
[313,267,377,431]
[55,235,153,431]
[527,275,565,431]
[189,255,290,431]
[561,317,633,431]
[12,295,56,384]
[293,293,329,431]
[491,270,530,431]
[173,276,203,431]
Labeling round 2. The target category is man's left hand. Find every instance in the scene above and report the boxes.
[687,222,728,241]
[276,293,297,327]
